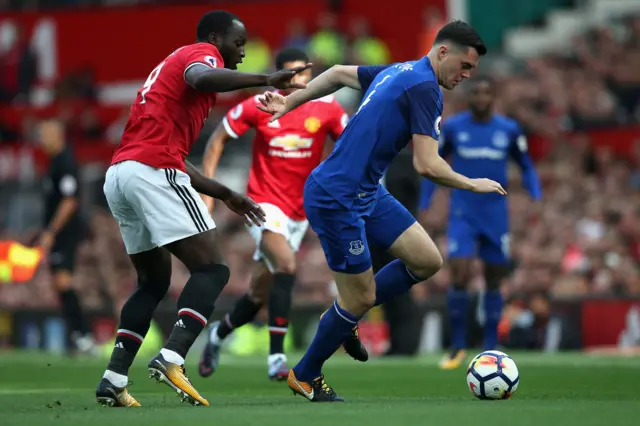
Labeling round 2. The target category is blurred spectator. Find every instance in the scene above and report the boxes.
[106,107,130,145]
[308,12,345,70]
[417,7,446,57]
[0,118,18,143]
[236,36,271,74]
[282,18,309,50]
[0,23,37,104]
[348,17,390,66]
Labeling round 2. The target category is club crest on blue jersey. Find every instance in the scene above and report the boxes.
[492,131,509,148]
[348,240,365,256]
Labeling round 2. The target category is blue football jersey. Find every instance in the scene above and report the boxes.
[420,111,542,215]
[310,58,444,209]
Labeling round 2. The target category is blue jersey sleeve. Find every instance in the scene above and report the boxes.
[402,82,441,139]
[509,125,542,201]
[357,65,390,92]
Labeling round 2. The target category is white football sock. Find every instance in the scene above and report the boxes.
[160,348,185,365]
[103,370,128,388]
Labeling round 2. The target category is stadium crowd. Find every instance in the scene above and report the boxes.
[1,6,639,316]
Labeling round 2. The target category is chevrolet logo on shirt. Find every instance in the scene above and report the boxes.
[269,135,314,151]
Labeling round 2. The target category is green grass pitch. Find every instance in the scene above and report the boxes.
[0,351,638,426]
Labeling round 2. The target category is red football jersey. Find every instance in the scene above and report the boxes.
[111,43,224,172]
[223,92,348,220]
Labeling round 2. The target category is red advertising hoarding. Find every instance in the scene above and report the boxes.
[0,1,445,85]
[581,300,640,348]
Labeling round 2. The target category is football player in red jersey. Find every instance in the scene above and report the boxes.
[96,11,313,408]
[197,48,368,382]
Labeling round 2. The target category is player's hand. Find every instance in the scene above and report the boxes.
[223,192,266,227]
[256,91,289,122]
[469,178,507,195]
[265,63,313,90]
[38,230,55,253]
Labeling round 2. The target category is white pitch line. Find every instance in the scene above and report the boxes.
[0,388,78,395]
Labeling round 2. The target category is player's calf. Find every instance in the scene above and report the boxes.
[441,258,473,369]
[482,263,510,350]
[335,270,377,317]
[163,263,230,364]
[98,248,172,404]
[261,231,299,375]
[153,262,229,404]
[267,272,295,356]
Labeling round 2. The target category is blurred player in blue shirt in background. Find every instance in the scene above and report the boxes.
[420,77,542,369]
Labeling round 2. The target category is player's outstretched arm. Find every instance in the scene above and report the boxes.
[185,63,313,93]
[257,65,361,119]
[413,134,507,195]
[185,161,265,226]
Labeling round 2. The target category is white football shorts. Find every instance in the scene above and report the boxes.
[246,203,308,272]
[103,160,215,254]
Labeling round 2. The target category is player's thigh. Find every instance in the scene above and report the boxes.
[365,188,441,277]
[103,163,155,255]
[120,162,217,257]
[306,203,371,275]
[246,203,296,273]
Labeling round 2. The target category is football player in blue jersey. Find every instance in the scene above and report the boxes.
[257,21,503,402]
[419,76,542,369]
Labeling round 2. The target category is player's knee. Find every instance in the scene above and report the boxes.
[247,281,269,305]
[340,290,376,316]
[271,258,296,275]
[190,263,231,288]
[408,249,443,280]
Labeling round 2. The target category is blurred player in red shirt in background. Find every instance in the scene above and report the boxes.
[198,48,367,382]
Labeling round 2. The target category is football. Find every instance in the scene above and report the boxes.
[466,350,519,400]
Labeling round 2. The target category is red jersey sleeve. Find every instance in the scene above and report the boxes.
[223,95,261,138]
[182,43,224,83]
[327,100,349,140]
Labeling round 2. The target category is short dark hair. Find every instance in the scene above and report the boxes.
[434,20,487,56]
[275,47,309,70]
[197,10,241,41]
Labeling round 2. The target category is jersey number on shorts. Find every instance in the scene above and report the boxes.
[356,75,391,114]
[140,62,166,104]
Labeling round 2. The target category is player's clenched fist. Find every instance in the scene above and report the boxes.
[256,91,289,121]
[266,63,313,90]
[223,192,267,227]
[469,178,507,195]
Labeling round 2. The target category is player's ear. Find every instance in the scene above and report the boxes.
[438,44,448,60]
[207,32,219,46]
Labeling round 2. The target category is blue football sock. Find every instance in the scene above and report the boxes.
[293,301,359,382]
[374,259,422,306]
[447,287,468,350]
[483,289,503,350]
